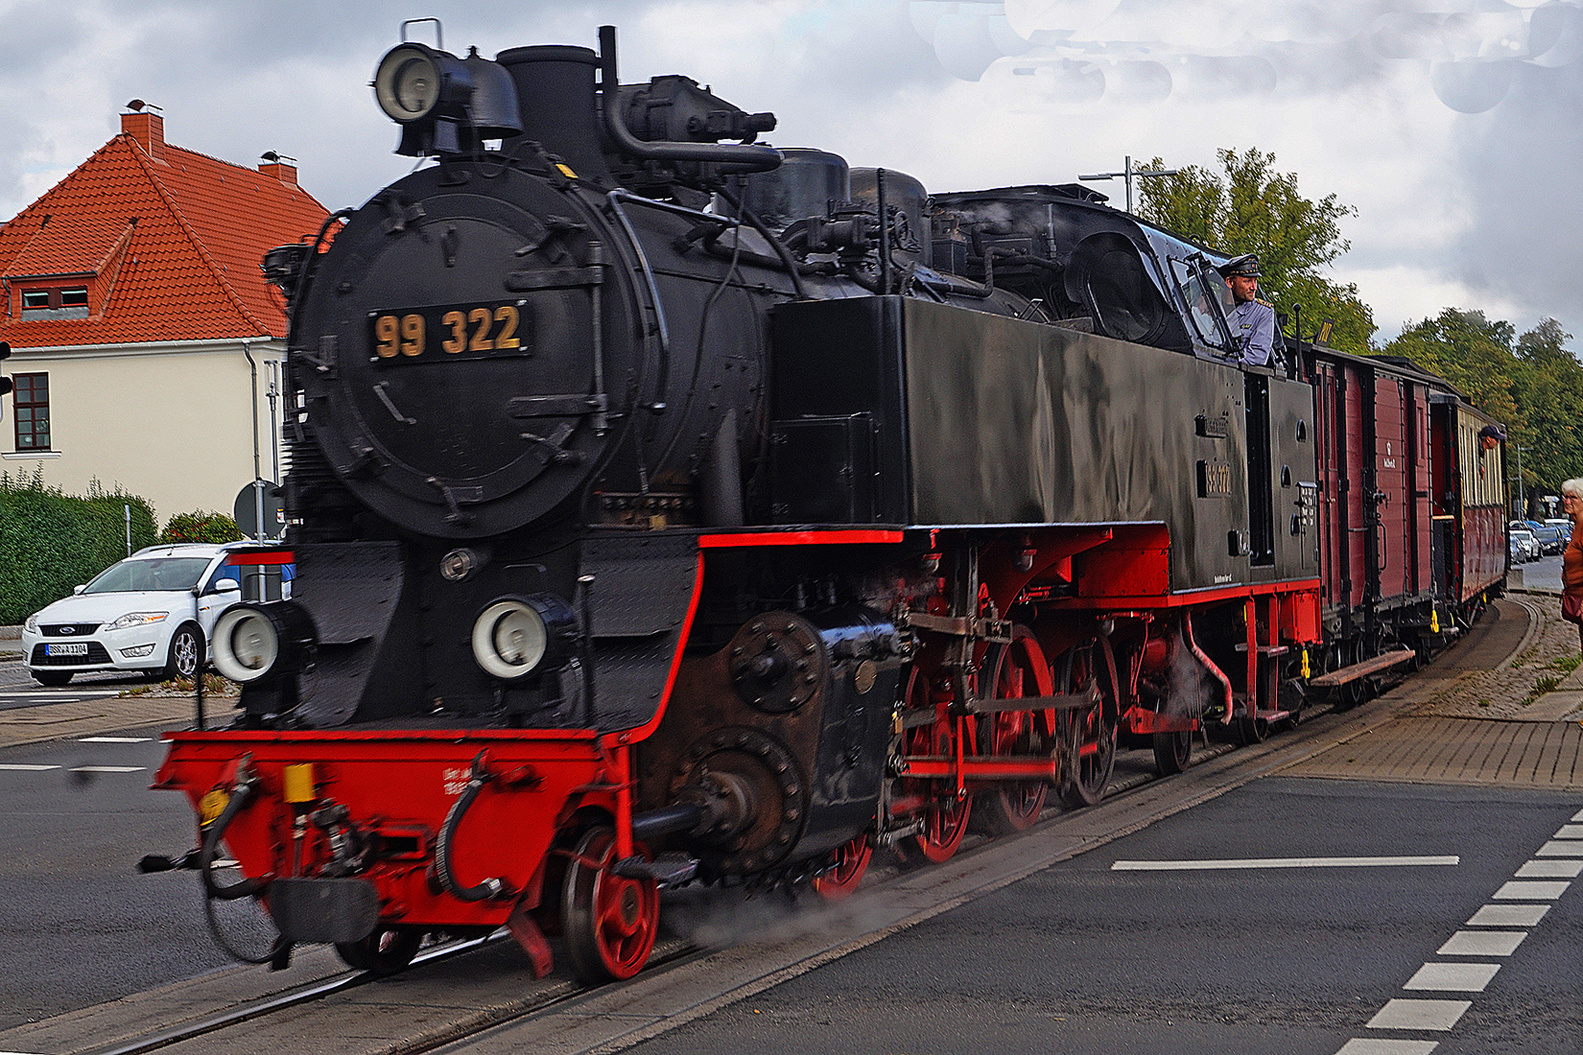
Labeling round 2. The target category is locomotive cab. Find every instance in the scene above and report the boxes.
[929,185,1245,363]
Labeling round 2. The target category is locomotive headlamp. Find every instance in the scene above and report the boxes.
[374,43,463,124]
[212,601,317,685]
[373,43,522,157]
[470,595,581,681]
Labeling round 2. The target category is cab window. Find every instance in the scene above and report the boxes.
[1170,258,1233,354]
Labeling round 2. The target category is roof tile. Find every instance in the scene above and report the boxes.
[0,124,330,347]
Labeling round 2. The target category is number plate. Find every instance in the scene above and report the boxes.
[368,301,533,364]
[45,642,88,656]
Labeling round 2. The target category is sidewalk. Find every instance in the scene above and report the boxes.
[0,694,201,749]
[1513,577,1583,719]
[1409,589,1583,723]
[1527,654,1583,720]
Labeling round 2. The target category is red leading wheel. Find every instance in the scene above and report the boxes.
[335,926,424,976]
[560,826,660,983]
[976,628,1052,835]
[809,834,873,901]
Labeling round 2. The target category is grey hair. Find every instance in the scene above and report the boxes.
[1563,478,1583,500]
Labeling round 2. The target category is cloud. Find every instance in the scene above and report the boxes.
[1451,57,1583,332]
[903,0,1583,114]
[2,0,1580,352]
[895,0,1583,345]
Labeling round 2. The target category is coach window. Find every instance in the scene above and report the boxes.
[13,373,51,451]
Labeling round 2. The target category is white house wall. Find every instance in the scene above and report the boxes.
[2,338,285,526]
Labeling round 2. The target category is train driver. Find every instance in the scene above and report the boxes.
[1218,253,1275,367]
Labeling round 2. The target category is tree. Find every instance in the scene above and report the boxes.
[1380,311,1583,511]
[160,511,242,545]
[1381,309,1518,426]
[1508,318,1583,504]
[1137,148,1376,356]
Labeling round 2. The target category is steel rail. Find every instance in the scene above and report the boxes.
[83,933,500,1055]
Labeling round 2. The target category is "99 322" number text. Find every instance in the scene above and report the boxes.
[370,302,527,361]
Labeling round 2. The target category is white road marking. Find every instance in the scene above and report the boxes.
[1111,855,1457,871]
[1466,904,1549,927]
[1404,962,1500,992]
[1572,807,1583,822]
[1366,998,1471,1031]
[1342,808,1581,1055]
[1436,931,1526,957]
[68,766,144,774]
[1336,1041,1439,1055]
[0,764,61,772]
[1,690,120,699]
[77,736,152,743]
[1491,879,1571,900]
[1533,840,1583,857]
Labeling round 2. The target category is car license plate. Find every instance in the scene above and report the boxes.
[45,642,88,656]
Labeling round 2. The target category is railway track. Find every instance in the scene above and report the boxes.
[7,600,1536,1055]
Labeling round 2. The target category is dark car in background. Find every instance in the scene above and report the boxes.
[1545,519,1574,550]
[1522,519,1566,555]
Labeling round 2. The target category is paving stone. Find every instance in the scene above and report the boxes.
[1409,594,1583,721]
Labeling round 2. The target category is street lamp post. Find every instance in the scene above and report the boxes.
[1077,155,1179,214]
[1513,445,1525,518]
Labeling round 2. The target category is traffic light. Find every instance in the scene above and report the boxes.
[0,341,11,423]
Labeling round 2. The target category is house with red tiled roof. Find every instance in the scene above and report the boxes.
[0,106,330,529]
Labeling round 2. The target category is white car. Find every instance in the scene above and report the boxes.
[21,542,291,687]
[1509,528,1539,563]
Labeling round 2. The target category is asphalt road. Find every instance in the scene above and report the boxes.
[0,657,156,710]
[0,733,240,1030]
[1514,552,1563,592]
[612,779,1581,1055]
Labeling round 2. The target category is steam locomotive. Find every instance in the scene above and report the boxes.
[149,24,1507,982]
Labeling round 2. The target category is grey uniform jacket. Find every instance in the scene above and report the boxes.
[1228,298,1275,367]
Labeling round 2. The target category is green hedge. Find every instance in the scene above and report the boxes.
[0,471,159,625]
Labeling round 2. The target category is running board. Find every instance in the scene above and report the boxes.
[1307,648,1417,688]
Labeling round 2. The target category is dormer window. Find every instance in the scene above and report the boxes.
[18,285,91,320]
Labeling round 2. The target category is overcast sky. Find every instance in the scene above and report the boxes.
[2,0,1578,349]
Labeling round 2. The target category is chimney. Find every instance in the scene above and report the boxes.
[121,109,164,161]
[259,160,297,186]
